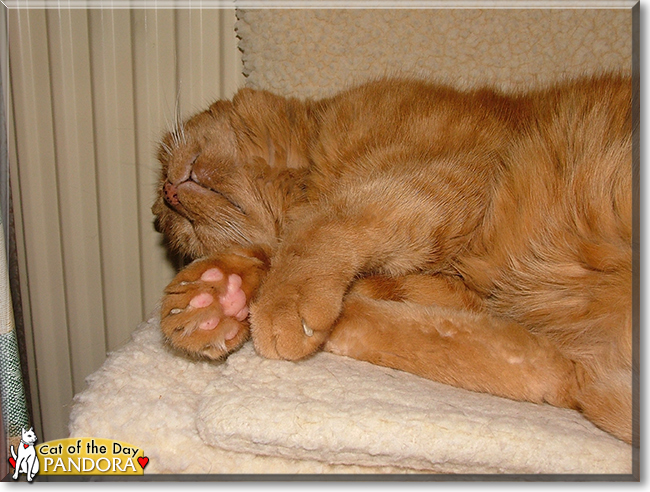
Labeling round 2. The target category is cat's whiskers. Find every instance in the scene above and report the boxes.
[173,91,188,147]
[164,91,188,154]
[160,141,173,158]
[200,212,252,246]
[222,219,251,244]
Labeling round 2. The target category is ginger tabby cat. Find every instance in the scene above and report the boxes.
[152,74,635,444]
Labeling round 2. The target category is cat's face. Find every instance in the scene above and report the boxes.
[152,101,300,260]
[21,428,37,444]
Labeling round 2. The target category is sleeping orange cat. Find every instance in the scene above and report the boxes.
[152,74,635,444]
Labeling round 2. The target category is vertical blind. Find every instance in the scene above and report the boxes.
[7,7,243,441]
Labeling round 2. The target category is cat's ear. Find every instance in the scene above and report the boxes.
[207,99,234,118]
[159,98,241,180]
[229,88,303,170]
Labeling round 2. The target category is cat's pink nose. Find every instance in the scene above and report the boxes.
[163,181,180,206]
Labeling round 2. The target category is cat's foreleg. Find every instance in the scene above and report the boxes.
[249,171,489,360]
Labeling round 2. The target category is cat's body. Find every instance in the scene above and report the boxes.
[11,427,40,482]
[152,74,634,444]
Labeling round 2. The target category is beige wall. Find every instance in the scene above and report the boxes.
[7,8,243,441]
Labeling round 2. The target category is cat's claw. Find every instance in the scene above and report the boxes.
[302,319,314,337]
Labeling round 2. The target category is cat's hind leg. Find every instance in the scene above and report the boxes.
[575,369,633,445]
[325,274,633,444]
[324,274,581,411]
[161,249,267,359]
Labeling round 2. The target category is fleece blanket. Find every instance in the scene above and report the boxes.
[68,312,632,475]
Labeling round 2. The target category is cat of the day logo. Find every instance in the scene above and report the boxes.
[8,432,149,479]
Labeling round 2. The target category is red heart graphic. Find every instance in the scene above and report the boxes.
[23,444,28,449]
[137,456,149,469]
[8,457,16,468]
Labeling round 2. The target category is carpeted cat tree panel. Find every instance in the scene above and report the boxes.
[236,9,631,98]
[69,8,634,475]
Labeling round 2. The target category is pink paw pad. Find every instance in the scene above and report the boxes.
[220,274,248,321]
[186,268,250,329]
[201,267,224,282]
[198,317,220,331]
[189,292,214,308]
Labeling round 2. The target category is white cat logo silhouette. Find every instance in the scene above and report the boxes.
[9,427,40,482]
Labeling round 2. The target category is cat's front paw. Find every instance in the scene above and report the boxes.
[249,263,347,360]
[161,252,267,359]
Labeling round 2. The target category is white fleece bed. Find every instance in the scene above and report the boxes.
[68,310,632,475]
